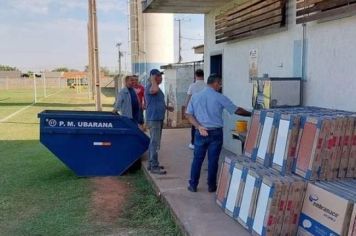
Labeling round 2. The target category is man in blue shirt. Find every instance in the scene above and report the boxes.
[185,74,251,192]
[145,69,174,175]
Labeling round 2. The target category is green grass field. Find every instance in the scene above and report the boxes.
[0,88,69,119]
[0,88,181,235]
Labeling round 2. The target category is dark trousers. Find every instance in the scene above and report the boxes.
[191,125,196,145]
[189,128,223,188]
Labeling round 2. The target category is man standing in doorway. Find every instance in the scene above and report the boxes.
[185,69,206,150]
[185,74,251,192]
[145,69,174,175]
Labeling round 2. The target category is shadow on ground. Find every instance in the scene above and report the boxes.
[101,87,116,98]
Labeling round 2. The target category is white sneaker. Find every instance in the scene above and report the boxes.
[188,144,195,150]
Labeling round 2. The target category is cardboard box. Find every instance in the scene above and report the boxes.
[245,110,265,159]
[348,204,356,236]
[252,174,279,236]
[329,116,345,179]
[321,117,338,180]
[338,117,354,178]
[277,176,306,236]
[294,116,331,180]
[237,169,262,231]
[256,112,277,167]
[216,157,234,208]
[346,119,356,177]
[224,161,248,218]
[271,113,300,175]
[288,180,307,236]
[298,183,353,236]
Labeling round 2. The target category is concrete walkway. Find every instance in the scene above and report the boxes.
[142,128,250,236]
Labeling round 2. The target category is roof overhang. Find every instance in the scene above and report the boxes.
[142,0,234,14]
[193,44,204,54]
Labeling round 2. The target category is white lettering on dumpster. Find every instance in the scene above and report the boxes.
[48,119,57,127]
[77,122,113,128]
[67,121,75,127]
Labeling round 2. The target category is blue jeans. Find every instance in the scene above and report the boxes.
[189,128,223,188]
[191,125,196,145]
[147,120,163,169]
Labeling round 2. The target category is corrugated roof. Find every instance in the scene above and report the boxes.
[63,72,88,79]
[142,0,234,13]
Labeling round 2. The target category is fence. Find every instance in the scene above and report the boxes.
[0,75,119,106]
[0,77,68,106]
[0,77,65,90]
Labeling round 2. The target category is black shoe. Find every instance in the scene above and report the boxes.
[208,186,217,193]
[187,185,197,192]
[150,168,167,175]
[147,166,164,171]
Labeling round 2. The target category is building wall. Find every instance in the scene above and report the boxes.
[204,0,356,153]
[164,65,203,128]
[0,71,21,79]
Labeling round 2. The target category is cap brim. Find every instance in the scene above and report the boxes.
[151,72,164,76]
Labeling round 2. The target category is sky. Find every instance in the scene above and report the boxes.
[0,0,204,72]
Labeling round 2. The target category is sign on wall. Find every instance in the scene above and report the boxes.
[249,49,258,81]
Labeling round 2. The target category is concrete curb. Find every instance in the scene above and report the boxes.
[142,166,190,236]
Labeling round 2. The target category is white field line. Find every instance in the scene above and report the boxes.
[0,103,34,123]
[0,89,64,123]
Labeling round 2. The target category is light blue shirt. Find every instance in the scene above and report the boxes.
[186,87,237,128]
[145,83,166,121]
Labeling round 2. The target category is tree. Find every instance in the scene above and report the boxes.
[0,65,19,71]
[52,67,79,72]
[52,67,69,72]
[100,67,111,76]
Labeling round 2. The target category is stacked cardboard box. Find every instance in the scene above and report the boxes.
[245,110,265,159]
[347,123,356,178]
[217,155,307,236]
[298,180,356,236]
[217,106,356,235]
[294,115,332,180]
[271,113,301,175]
[255,112,277,167]
[244,107,356,180]
[349,204,356,236]
[295,112,355,180]
[216,156,237,208]
[339,117,355,178]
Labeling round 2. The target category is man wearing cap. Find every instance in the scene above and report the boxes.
[185,74,251,192]
[145,69,174,175]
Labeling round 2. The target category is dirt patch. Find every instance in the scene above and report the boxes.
[91,177,131,224]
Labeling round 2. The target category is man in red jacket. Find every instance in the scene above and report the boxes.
[132,75,145,128]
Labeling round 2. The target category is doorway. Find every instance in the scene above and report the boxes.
[210,54,222,77]
[210,54,223,93]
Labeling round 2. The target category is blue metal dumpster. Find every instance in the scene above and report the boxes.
[38,110,150,176]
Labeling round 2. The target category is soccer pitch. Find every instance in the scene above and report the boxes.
[0,88,181,235]
[0,88,112,234]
